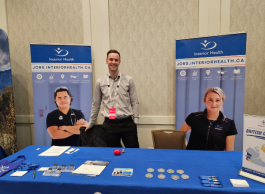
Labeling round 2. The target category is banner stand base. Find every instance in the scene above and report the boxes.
[239,169,265,184]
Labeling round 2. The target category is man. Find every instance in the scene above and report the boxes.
[46,87,88,146]
[87,50,139,148]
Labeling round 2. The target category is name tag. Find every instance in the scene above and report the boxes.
[214,127,223,130]
[109,108,116,114]
[214,125,223,131]
[109,108,116,119]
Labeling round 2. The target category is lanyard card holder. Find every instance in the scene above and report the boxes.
[199,176,223,188]
[107,74,121,119]
[14,163,39,171]
[109,108,116,119]
[0,155,26,177]
[43,164,75,176]
[43,167,62,177]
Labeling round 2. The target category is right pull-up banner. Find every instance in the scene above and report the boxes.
[175,32,247,151]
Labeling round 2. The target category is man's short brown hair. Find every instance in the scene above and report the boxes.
[107,49,120,59]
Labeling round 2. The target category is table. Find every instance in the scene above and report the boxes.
[0,145,264,194]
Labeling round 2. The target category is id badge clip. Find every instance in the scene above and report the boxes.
[109,108,116,119]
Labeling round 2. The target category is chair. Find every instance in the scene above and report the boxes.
[151,130,186,150]
[79,125,107,147]
[0,146,8,160]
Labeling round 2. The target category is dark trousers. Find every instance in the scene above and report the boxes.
[102,117,139,148]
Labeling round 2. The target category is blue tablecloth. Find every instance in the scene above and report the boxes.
[0,145,264,194]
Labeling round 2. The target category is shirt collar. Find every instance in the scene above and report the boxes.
[203,108,225,121]
[58,108,71,116]
[107,72,121,80]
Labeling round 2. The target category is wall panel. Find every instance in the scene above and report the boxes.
[230,0,265,116]
[6,0,84,115]
[109,0,199,117]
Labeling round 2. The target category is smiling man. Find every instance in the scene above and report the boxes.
[87,50,140,148]
[46,87,88,146]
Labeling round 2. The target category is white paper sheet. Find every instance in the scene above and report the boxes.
[38,146,70,156]
[72,164,106,175]
[37,167,50,171]
[230,179,249,187]
[10,171,28,177]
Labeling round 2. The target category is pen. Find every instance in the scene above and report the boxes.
[33,171,35,179]
[69,148,77,154]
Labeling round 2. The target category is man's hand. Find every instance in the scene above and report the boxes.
[80,121,89,132]
[75,119,86,125]
[75,119,90,132]
[85,126,90,132]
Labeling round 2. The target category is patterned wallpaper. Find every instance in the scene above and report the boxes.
[109,0,199,116]
[230,0,265,116]
[6,0,84,115]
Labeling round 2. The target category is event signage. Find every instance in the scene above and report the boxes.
[30,44,92,146]
[242,115,265,178]
[175,33,246,151]
[0,29,18,155]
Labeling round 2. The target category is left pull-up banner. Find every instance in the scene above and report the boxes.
[0,29,17,155]
[30,44,93,146]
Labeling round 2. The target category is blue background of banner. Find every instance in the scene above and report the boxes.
[31,45,91,63]
[30,45,92,146]
[175,33,246,151]
[176,33,246,59]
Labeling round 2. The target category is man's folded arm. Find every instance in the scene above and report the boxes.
[58,123,89,135]
[47,126,73,139]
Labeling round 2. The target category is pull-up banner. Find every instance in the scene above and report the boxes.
[30,44,92,146]
[175,33,246,151]
[0,29,18,155]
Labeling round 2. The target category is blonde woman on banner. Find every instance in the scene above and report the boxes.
[180,87,237,151]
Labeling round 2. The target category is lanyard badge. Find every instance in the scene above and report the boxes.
[107,74,121,119]
[109,108,116,119]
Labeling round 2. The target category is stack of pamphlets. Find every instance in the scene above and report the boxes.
[72,160,109,177]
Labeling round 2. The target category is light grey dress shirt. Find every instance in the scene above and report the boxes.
[88,72,139,128]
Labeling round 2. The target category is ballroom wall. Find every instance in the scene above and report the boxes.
[0,0,264,150]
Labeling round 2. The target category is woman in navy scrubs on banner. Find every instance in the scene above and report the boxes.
[180,87,238,151]
[46,87,88,146]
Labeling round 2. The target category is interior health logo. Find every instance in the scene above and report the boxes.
[0,165,9,172]
[54,47,69,57]
[201,40,217,50]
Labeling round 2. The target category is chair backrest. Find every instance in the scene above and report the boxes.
[151,130,186,150]
[79,125,107,147]
[0,146,8,160]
